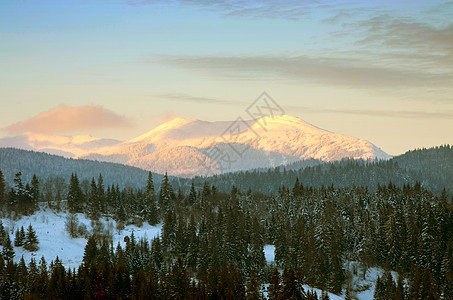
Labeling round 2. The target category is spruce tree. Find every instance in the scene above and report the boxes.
[187,181,197,206]
[14,226,26,247]
[2,234,14,261]
[30,174,40,205]
[0,169,5,208]
[67,173,83,212]
[83,236,98,266]
[0,221,5,245]
[144,171,159,225]
[158,172,175,212]
[25,224,39,251]
[97,173,105,213]
[87,178,99,218]
[268,268,281,300]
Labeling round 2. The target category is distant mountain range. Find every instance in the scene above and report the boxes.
[0,145,451,196]
[0,115,390,177]
[0,148,159,190]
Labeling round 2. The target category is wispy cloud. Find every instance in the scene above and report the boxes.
[5,105,132,135]
[289,106,453,120]
[125,0,322,20]
[158,53,453,90]
[154,93,237,105]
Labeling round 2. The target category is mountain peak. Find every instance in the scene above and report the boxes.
[251,114,318,132]
[126,117,198,144]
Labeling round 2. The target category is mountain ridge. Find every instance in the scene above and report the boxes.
[0,115,390,177]
[79,115,390,176]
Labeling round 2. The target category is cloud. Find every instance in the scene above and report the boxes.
[6,105,132,135]
[125,0,323,20]
[158,53,453,90]
[289,105,453,120]
[154,93,237,105]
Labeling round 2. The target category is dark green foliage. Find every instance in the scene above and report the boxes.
[67,172,83,212]
[24,224,39,251]
[158,171,176,212]
[144,171,159,225]
[14,226,25,247]
[0,169,6,207]
[0,157,451,298]
[83,236,98,266]
[2,234,14,261]
[193,145,453,196]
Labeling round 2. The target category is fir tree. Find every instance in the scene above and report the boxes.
[30,174,40,205]
[187,181,197,206]
[2,234,14,261]
[268,268,281,300]
[97,173,105,213]
[67,173,83,212]
[144,171,159,225]
[0,169,6,207]
[83,236,98,266]
[25,224,39,251]
[14,226,25,247]
[87,177,100,218]
[158,172,175,211]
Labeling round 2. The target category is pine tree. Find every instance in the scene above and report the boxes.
[87,177,100,218]
[187,181,197,206]
[14,226,25,247]
[30,174,40,206]
[83,236,98,266]
[280,268,305,300]
[187,215,199,271]
[246,270,262,300]
[0,169,6,208]
[97,173,105,213]
[249,216,265,279]
[159,172,175,212]
[268,268,281,300]
[2,234,14,261]
[144,171,159,225]
[25,224,39,251]
[67,173,83,212]
[0,221,6,245]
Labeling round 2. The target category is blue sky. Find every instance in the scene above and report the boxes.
[1,0,452,154]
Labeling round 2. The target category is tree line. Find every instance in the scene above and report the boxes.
[0,167,452,299]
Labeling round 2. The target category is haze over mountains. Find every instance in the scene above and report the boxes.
[0,115,390,177]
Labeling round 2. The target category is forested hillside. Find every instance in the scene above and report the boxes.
[0,148,164,189]
[192,145,453,196]
[0,167,451,299]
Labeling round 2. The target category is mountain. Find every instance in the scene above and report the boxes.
[189,145,453,196]
[0,148,165,189]
[79,115,390,177]
[0,133,121,158]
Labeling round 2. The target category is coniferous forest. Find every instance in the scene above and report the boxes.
[0,161,452,299]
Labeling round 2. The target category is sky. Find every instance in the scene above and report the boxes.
[0,0,452,155]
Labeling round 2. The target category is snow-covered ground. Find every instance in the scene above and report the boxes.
[264,244,275,263]
[345,261,401,300]
[1,210,396,299]
[1,209,161,269]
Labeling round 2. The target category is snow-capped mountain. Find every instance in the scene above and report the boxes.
[0,133,121,158]
[78,115,391,177]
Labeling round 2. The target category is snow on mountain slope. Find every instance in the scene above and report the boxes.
[0,133,121,158]
[79,115,390,177]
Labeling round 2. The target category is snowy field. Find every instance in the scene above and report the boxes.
[1,209,162,269]
[0,209,393,299]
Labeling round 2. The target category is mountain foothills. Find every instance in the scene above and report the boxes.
[0,148,162,190]
[0,145,452,195]
[0,115,390,177]
[198,145,453,196]
[0,146,452,299]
